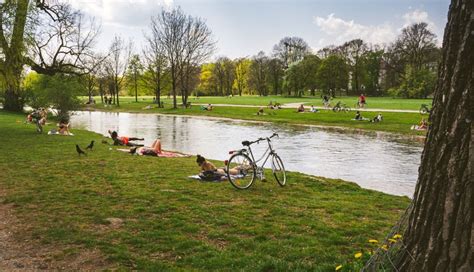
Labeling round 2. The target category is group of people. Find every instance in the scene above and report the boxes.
[103,96,113,105]
[353,111,383,122]
[26,109,72,135]
[297,104,319,113]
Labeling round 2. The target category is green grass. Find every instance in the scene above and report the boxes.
[85,100,428,135]
[88,95,432,110]
[0,111,410,270]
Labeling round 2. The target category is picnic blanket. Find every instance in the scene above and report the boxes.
[117,148,190,158]
[188,173,245,182]
[47,130,74,136]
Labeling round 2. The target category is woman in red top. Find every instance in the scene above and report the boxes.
[109,130,144,146]
[358,94,366,108]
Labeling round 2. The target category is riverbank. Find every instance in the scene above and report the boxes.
[83,101,428,136]
[0,111,410,270]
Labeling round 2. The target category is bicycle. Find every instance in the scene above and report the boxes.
[354,101,367,109]
[225,133,286,189]
[332,102,351,112]
[419,104,431,115]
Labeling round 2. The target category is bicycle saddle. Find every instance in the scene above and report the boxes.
[242,140,250,146]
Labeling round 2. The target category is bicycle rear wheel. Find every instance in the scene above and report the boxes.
[227,153,256,189]
[272,154,286,186]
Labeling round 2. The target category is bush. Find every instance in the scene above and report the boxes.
[29,74,83,118]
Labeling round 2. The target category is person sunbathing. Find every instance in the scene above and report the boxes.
[297,104,305,113]
[58,118,71,135]
[108,130,144,146]
[130,139,162,156]
[196,155,240,175]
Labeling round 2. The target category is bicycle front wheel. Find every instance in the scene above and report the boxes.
[272,154,286,186]
[227,153,256,189]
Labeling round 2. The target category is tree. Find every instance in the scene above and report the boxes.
[248,52,269,96]
[317,54,349,97]
[152,7,214,108]
[360,49,383,96]
[30,74,82,119]
[394,1,473,270]
[266,58,284,95]
[299,54,321,96]
[233,57,251,96]
[106,35,131,106]
[0,1,98,111]
[273,37,310,68]
[393,22,438,72]
[338,39,368,94]
[128,54,143,102]
[143,18,169,106]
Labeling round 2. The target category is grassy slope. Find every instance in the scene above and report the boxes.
[85,101,427,135]
[0,111,410,271]
[88,95,432,110]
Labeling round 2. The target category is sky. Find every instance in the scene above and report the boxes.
[68,0,451,60]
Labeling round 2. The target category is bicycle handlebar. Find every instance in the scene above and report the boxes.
[242,133,279,146]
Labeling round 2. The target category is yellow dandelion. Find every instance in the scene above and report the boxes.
[388,238,397,243]
[381,245,388,251]
[354,252,363,259]
[368,239,379,244]
[335,265,343,271]
[393,234,402,239]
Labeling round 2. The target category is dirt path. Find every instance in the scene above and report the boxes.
[0,190,111,271]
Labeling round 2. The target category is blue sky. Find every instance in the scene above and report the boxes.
[70,0,450,59]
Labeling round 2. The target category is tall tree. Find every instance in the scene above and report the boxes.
[266,58,284,95]
[248,51,269,96]
[152,7,214,108]
[394,1,473,270]
[128,54,143,102]
[273,37,310,68]
[106,36,131,106]
[338,39,368,94]
[144,17,169,106]
[233,57,251,96]
[0,0,98,111]
[317,54,349,97]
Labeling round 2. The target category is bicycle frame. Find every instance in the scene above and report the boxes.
[232,137,277,172]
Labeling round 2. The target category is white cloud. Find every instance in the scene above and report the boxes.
[402,9,436,30]
[68,0,172,27]
[313,13,396,46]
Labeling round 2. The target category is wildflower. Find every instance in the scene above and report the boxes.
[388,238,397,243]
[354,252,363,258]
[393,234,402,239]
[335,265,343,271]
[381,245,388,251]
[368,239,379,244]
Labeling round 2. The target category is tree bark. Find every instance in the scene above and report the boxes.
[397,1,473,271]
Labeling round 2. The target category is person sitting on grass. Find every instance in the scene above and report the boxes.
[108,130,144,146]
[58,117,71,135]
[370,113,383,123]
[353,111,369,121]
[411,118,428,130]
[310,105,319,113]
[297,104,305,113]
[201,104,213,111]
[257,107,265,115]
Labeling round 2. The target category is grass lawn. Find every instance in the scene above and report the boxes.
[88,95,432,111]
[0,111,410,270]
[85,101,428,135]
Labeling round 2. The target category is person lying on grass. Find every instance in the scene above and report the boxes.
[353,111,370,121]
[196,155,241,176]
[108,130,144,146]
[201,104,213,111]
[123,139,189,157]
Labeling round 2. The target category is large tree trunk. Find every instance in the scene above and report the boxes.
[396,1,473,271]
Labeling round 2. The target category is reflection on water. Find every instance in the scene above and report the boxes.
[71,111,423,197]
